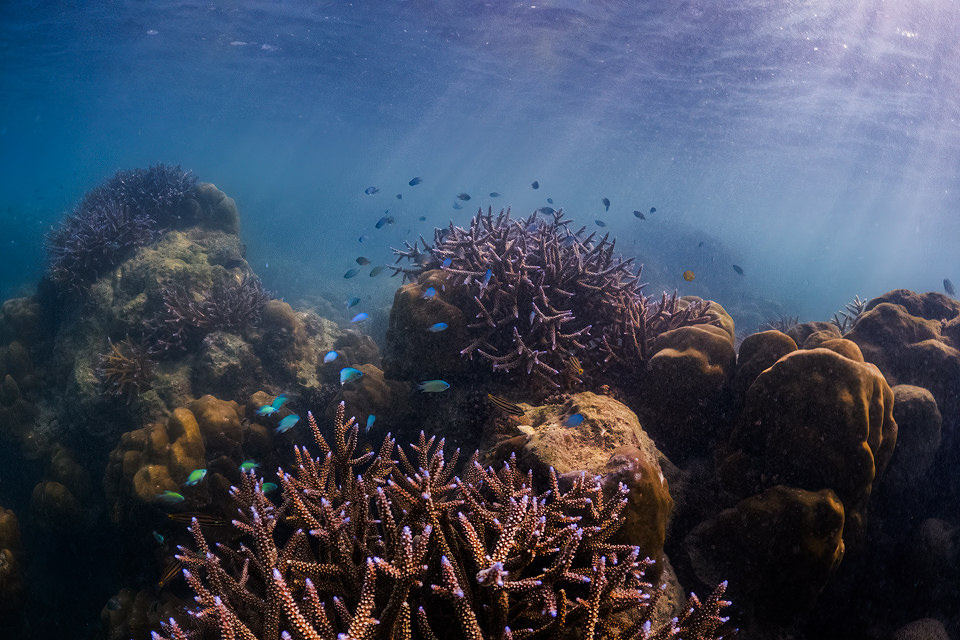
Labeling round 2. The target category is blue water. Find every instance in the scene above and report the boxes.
[3,1,958,324]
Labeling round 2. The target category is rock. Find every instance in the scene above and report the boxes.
[891,618,950,640]
[0,506,24,612]
[732,330,797,409]
[786,321,841,347]
[30,481,82,531]
[188,395,244,459]
[194,330,264,399]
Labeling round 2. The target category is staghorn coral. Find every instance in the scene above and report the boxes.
[391,207,716,388]
[152,275,271,353]
[157,402,731,640]
[830,295,867,335]
[46,164,198,292]
[95,336,156,402]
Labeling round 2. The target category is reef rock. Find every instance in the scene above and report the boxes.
[0,506,24,612]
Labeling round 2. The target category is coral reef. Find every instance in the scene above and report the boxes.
[389,207,716,391]
[0,506,24,613]
[96,336,156,402]
[158,403,731,640]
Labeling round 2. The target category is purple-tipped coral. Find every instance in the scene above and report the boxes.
[152,275,271,353]
[47,164,198,291]
[95,336,156,403]
[393,207,716,387]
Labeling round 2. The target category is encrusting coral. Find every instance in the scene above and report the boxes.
[390,207,716,389]
[156,402,731,640]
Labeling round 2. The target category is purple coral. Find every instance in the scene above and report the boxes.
[393,207,716,387]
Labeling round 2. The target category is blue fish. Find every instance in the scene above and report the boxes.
[256,405,278,416]
[364,186,379,195]
[155,491,185,504]
[427,322,448,332]
[323,350,339,363]
[482,269,492,287]
[366,415,376,432]
[564,413,585,428]
[351,312,369,323]
[489,192,501,197]
[276,414,300,434]
[152,530,165,544]
[422,287,437,299]
[346,297,361,308]
[184,469,207,486]
[376,216,389,229]
[418,380,450,393]
[270,394,289,410]
[442,258,452,268]
[344,267,361,279]
[547,197,554,204]
[595,219,606,228]
[409,176,422,186]
[340,367,363,385]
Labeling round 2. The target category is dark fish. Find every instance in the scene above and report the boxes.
[457,193,471,201]
[732,264,744,276]
[418,216,427,221]
[396,193,402,199]
[158,558,184,588]
[698,241,704,247]
[452,201,463,209]
[487,393,525,416]
[547,197,554,204]
[375,216,389,229]
[602,197,610,211]
[356,256,371,265]
[369,265,385,277]
[344,267,361,278]
[489,192,501,197]
[364,186,379,195]
[632,210,645,220]
[386,216,395,224]
[167,512,228,527]
[538,206,556,215]
[409,177,422,186]
[945,278,956,296]
[531,180,540,189]
[649,207,656,213]
[595,219,606,227]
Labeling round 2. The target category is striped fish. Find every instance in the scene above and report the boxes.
[167,512,228,527]
[487,393,525,417]
[158,557,183,588]
[567,356,583,376]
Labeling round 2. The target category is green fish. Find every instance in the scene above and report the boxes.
[239,460,260,472]
[155,491,185,504]
[262,482,279,493]
[184,469,207,486]
[418,380,450,393]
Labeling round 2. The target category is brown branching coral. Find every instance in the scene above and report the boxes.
[392,207,716,387]
[95,336,155,402]
[157,402,731,640]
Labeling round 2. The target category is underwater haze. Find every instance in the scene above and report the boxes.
[2,1,958,323]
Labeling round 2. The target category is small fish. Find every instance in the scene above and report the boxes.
[409,176,423,186]
[529,310,536,324]
[452,201,463,210]
[239,460,260,472]
[369,266,385,277]
[375,216,390,229]
[649,207,656,213]
[422,286,437,299]
[481,268,493,287]
[457,193,471,201]
[697,241,704,247]
[419,215,427,221]
[633,210,646,220]
[324,350,339,363]
[418,380,450,393]
[602,197,610,211]
[386,215,395,224]
[364,186,379,195]
[358,234,369,243]
[427,322,448,332]
[340,367,363,385]
[683,270,695,282]
[158,558,183,588]
[489,192,501,197]
[356,256,371,266]
[262,482,279,493]
[155,491,185,504]
[531,180,540,189]
[567,356,583,376]
[488,393,525,416]
[276,414,300,434]
[547,197,554,204]
[270,394,289,410]
[346,297,361,308]
[344,267,361,279]
[564,413,585,428]
[167,512,227,527]
[538,206,556,215]
[363,443,374,454]
[945,278,956,296]
[595,219,606,227]
[256,405,278,416]
[396,193,402,199]
[442,257,453,268]
[732,264,744,276]
[152,530,165,544]
[351,312,369,323]
[184,469,207,486]
[366,415,376,432]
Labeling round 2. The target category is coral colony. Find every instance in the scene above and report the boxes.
[157,403,730,640]
[95,336,156,403]
[46,164,198,292]
[393,207,716,386]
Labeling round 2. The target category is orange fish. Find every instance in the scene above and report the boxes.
[683,270,695,282]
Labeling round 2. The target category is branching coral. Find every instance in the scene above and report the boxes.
[47,164,198,291]
[831,295,867,335]
[392,208,716,387]
[156,402,731,640]
[152,275,271,353]
[95,336,156,402]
